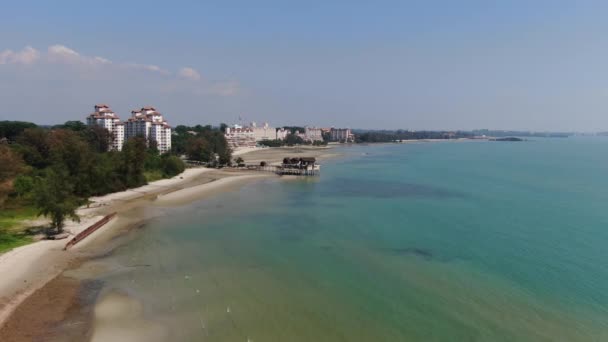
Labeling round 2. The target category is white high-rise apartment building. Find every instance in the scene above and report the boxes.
[86,104,172,153]
[125,106,172,153]
[86,104,125,151]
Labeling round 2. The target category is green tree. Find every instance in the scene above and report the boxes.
[48,129,97,197]
[12,175,34,199]
[161,155,185,177]
[216,144,232,166]
[120,137,148,188]
[258,139,284,147]
[55,120,87,132]
[85,125,112,153]
[186,137,212,162]
[285,134,304,146]
[34,167,80,233]
[174,125,189,135]
[322,131,331,142]
[147,136,159,155]
[0,121,37,141]
[14,128,51,168]
[89,152,126,194]
[0,145,24,206]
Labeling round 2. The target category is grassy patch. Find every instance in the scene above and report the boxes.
[0,202,39,253]
[144,170,164,183]
[0,204,39,231]
[0,231,32,254]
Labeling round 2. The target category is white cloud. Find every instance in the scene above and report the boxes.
[178,67,201,81]
[123,63,169,75]
[47,44,111,66]
[0,46,40,65]
[3,44,169,76]
[1,44,240,97]
[48,44,79,60]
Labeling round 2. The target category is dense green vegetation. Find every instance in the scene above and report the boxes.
[172,124,232,166]
[258,139,285,147]
[0,121,186,242]
[0,121,38,142]
[354,130,473,143]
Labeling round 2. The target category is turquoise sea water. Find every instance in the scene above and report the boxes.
[92,139,608,341]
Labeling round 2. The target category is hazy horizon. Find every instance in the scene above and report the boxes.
[2,1,608,131]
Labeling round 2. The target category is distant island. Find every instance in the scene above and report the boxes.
[490,137,524,142]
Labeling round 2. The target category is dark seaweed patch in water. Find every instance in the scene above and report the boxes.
[78,279,105,305]
[324,178,464,199]
[385,247,458,262]
[387,247,434,260]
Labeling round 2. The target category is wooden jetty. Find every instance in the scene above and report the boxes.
[240,157,321,176]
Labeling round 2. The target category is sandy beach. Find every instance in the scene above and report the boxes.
[0,146,339,341]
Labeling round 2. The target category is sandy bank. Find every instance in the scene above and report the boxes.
[81,168,213,211]
[0,215,118,318]
[155,173,273,206]
[234,145,340,166]
[0,167,259,330]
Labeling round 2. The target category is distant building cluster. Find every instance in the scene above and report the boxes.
[85,107,353,151]
[224,120,354,148]
[86,104,172,153]
[330,128,355,142]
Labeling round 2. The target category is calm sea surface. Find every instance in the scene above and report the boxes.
[89,138,608,341]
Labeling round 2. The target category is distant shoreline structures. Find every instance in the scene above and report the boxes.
[224,122,355,149]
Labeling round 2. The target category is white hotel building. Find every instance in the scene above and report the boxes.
[330,128,354,142]
[86,105,172,153]
[225,125,256,148]
[303,127,324,142]
[225,122,278,148]
[250,122,276,141]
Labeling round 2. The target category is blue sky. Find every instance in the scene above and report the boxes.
[1,0,607,131]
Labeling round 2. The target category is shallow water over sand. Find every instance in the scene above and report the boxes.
[81,139,608,341]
